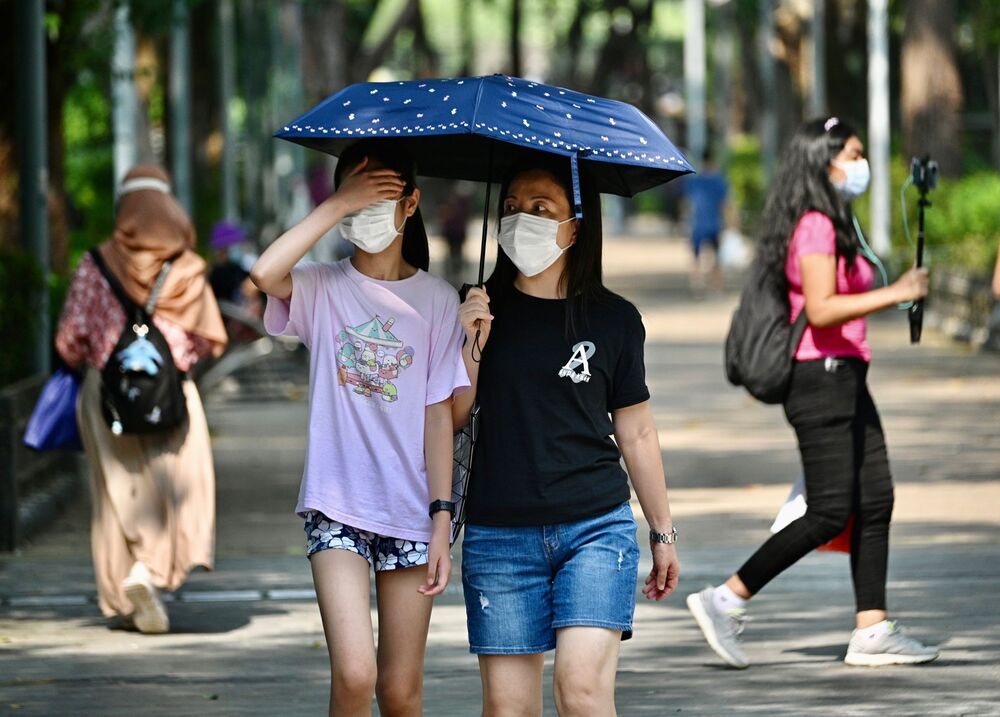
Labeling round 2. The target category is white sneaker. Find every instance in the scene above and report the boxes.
[122,562,169,634]
[686,587,750,669]
[844,621,939,666]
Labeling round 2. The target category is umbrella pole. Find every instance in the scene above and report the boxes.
[477,142,495,287]
[468,143,495,364]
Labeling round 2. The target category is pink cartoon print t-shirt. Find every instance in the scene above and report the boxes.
[264,258,470,542]
[786,211,874,363]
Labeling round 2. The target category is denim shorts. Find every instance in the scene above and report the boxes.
[303,511,428,571]
[461,501,640,655]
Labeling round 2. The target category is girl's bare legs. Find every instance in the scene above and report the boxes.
[312,550,377,717]
[372,566,435,717]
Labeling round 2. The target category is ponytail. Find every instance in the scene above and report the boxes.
[402,206,429,271]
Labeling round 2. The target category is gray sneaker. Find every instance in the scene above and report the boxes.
[844,621,939,667]
[686,587,750,669]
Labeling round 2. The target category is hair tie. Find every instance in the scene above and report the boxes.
[824,117,840,132]
[117,177,172,200]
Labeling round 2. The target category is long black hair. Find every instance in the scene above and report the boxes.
[485,154,614,335]
[333,139,430,271]
[756,117,860,288]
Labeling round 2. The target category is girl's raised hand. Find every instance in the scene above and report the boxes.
[459,286,493,348]
[331,157,407,215]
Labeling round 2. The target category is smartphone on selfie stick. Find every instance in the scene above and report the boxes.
[909,156,937,344]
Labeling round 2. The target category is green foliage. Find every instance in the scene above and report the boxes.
[64,67,115,264]
[921,172,1000,273]
[726,134,766,235]
[852,158,1000,274]
[0,247,44,385]
[632,189,663,214]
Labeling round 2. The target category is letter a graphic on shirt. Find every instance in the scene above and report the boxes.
[559,341,595,384]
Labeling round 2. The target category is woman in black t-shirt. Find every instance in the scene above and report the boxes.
[452,158,680,715]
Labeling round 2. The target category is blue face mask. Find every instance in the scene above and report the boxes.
[832,158,870,200]
[227,246,244,263]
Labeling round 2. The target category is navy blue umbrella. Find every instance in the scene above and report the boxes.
[276,74,692,221]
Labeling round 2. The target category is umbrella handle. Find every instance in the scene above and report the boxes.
[471,327,483,363]
[460,282,485,364]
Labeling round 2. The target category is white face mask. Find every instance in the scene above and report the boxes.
[831,158,870,200]
[339,199,406,254]
[498,212,575,277]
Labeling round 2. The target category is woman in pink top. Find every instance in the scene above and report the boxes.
[687,118,938,669]
[251,140,468,716]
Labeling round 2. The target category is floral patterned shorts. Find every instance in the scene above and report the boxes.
[303,511,429,571]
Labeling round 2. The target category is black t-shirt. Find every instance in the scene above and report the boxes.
[465,286,650,527]
[210,261,248,303]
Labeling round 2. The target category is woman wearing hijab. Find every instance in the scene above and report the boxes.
[55,166,228,634]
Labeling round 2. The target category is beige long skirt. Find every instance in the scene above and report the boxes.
[77,368,215,617]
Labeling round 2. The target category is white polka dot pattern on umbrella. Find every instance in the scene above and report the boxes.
[276,74,693,195]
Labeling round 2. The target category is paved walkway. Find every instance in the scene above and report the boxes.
[2,233,999,716]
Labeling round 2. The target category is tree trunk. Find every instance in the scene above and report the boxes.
[824,0,867,132]
[565,0,589,88]
[509,0,522,77]
[190,0,220,232]
[302,1,348,102]
[901,0,963,177]
[355,0,420,83]
[46,28,70,273]
[459,0,474,76]
[0,0,18,250]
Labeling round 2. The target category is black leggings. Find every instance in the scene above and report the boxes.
[737,358,894,612]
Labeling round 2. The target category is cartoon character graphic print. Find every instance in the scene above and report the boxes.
[335,315,415,402]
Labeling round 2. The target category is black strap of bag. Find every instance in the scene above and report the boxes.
[89,248,178,316]
[789,309,808,357]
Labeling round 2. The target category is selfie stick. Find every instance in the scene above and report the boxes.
[908,189,929,344]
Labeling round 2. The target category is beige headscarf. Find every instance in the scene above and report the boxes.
[98,165,228,357]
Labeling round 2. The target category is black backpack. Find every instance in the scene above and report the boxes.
[724,260,808,404]
[90,248,188,435]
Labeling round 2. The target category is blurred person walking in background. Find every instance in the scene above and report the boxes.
[686,118,937,669]
[208,220,256,307]
[439,185,472,287]
[208,220,264,342]
[55,166,227,634]
[681,148,729,291]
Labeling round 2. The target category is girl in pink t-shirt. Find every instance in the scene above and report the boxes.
[687,118,938,669]
[251,140,468,715]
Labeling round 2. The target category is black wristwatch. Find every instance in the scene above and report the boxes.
[428,500,457,519]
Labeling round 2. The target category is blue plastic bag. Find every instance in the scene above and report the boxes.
[23,368,83,452]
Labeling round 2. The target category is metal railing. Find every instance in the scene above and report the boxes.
[0,375,84,551]
[926,268,1000,351]
[0,297,303,551]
